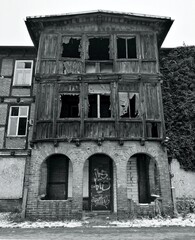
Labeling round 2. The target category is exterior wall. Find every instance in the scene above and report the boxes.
[0,47,36,211]
[171,159,195,198]
[0,157,26,199]
[26,140,172,219]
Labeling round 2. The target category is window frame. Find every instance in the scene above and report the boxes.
[7,106,29,137]
[116,35,138,60]
[60,35,82,60]
[118,92,140,119]
[13,60,33,86]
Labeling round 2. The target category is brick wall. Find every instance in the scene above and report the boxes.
[25,141,172,219]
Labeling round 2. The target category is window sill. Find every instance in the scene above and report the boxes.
[7,135,27,138]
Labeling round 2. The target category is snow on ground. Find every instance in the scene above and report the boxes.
[1,213,195,228]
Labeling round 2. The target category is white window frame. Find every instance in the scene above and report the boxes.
[7,106,29,137]
[13,60,33,86]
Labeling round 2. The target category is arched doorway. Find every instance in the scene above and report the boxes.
[83,154,114,211]
[127,153,160,204]
[39,154,71,200]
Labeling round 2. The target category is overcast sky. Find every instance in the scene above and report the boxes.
[0,0,194,47]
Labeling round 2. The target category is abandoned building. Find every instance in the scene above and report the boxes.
[0,10,174,219]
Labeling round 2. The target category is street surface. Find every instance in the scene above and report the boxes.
[0,227,195,240]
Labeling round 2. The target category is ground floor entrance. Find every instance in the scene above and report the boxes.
[83,154,113,211]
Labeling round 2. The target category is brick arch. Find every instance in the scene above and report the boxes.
[127,152,161,205]
[39,153,72,200]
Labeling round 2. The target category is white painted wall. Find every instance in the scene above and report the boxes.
[0,158,25,199]
[170,159,195,198]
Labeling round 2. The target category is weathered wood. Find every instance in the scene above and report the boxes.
[36,122,53,139]
[58,60,83,74]
[37,83,54,120]
[84,121,116,138]
[41,34,58,59]
[116,61,139,73]
[56,121,80,138]
[144,83,160,120]
[119,121,142,138]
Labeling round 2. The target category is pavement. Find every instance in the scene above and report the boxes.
[1,227,195,240]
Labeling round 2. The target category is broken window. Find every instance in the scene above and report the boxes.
[117,37,137,59]
[88,84,111,118]
[61,37,81,58]
[88,38,110,60]
[59,94,80,118]
[119,92,139,118]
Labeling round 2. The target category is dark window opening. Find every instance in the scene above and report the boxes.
[18,118,27,135]
[117,37,137,59]
[88,38,110,60]
[146,122,159,138]
[151,123,158,137]
[137,154,151,204]
[119,93,139,118]
[60,95,79,118]
[47,156,69,200]
[88,94,111,118]
[62,38,81,58]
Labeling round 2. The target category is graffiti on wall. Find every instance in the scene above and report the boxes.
[91,168,111,209]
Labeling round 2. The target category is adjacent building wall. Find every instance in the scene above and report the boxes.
[171,159,195,198]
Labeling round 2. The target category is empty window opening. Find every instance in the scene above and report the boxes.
[62,38,81,58]
[117,37,137,59]
[119,92,139,118]
[88,94,111,118]
[146,122,159,138]
[60,94,79,118]
[151,123,158,137]
[47,156,69,200]
[88,38,110,60]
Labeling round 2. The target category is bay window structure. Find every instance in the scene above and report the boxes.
[88,84,111,118]
[117,37,137,59]
[7,106,29,136]
[13,60,33,86]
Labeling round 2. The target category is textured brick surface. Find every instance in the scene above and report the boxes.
[11,88,31,96]
[0,78,11,96]
[5,137,26,149]
[0,104,8,125]
[25,141,172,219]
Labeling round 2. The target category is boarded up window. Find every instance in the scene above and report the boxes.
[37,84,54,120]
[59,94,80,118]
[47,155,69,200]
[88,38,110,60]
[61,37,81,58]
[140,34,156,59]
[119,92,139,118]
[42,34,58,58]
[145,83,160,120]
[117,37,137,59]
[88,84,111,118]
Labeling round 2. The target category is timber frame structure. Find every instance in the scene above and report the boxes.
[0,10,174,219]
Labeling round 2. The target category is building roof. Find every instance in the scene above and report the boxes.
[25,10,174,48]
